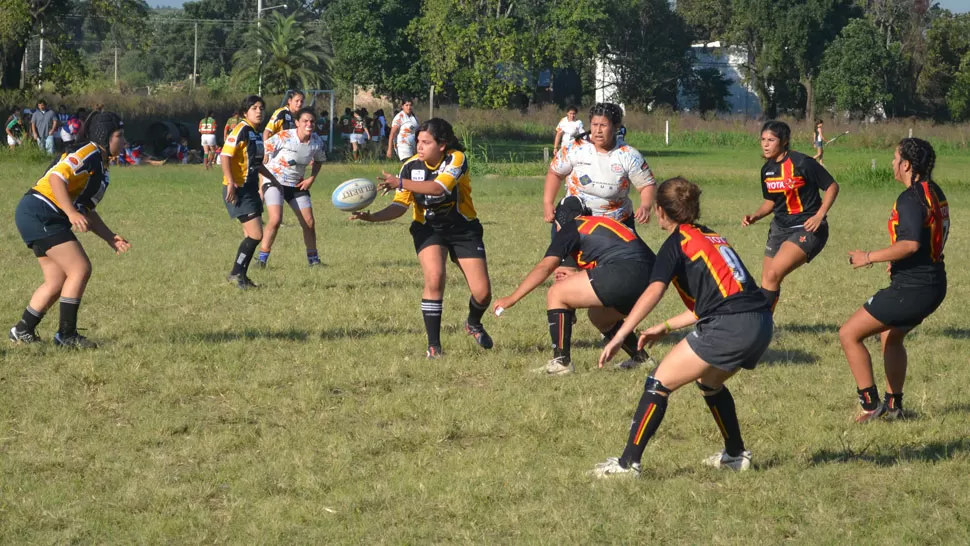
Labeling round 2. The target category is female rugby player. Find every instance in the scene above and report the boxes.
[493,196,656,375]
[351,118,493,359]
[9,112,131,348]
[264,90,303,141]
[594,177,773,477]
[741,120,839,310]
[257,107,327,268]
[839,138,948,423]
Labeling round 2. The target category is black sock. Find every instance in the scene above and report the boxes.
[602,321,643,358]
[884,392,903,411]
[760,287,780,312]
[547,309,574,361]
[702,386,745,457]
[421,299,443,348]
[16,306,44,333]
[58,297,80,336]
[467,296,490,328]
[858,385,880,411]
[619,390,668,468]
[230,237,260,276]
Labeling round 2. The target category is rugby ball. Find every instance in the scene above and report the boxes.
[332,178,377,211]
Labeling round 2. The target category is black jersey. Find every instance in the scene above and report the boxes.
[888,181,949,287]
[546,216,655,269]
[761,150,836,229]
[651,223,769,318]
[393,150,477,226]
[266,107,295,136]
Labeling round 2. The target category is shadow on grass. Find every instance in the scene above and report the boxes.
[779,323,841,335]
[643,150,704,158]
[941,402,970,415]
[760,348,818,366]
[810,437,970,466]
[940,327,970,339]
[175,326,423,343]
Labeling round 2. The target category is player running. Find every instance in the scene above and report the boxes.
[9,112,131,348]
[351,118,493,359]
[263,90,303,141]
[543,102,656,282]
[593,177,773,477]
[553,105,584,151]
[387,100,418,161]
[493,196,656,375]
[220,95,281,289]
[256,107,327,268]
[199,111,218,170]
[741,120,840,310]
[839,138,949,423]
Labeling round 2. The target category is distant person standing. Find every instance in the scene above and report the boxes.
[315,109,330,145]
[199,111,218,170]
[31,99,58,155]
[553,105,584,150]
[813,119,825,165]
[387,100,418,161]
[349,109,370,161]
[224,109,242,143]
[368,110,383,157]
[264,90,303,141]
[6,110,24,149]
[339,107,353,150]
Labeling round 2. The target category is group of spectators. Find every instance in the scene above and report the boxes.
[336,106,390,160]
[5,99,97,154]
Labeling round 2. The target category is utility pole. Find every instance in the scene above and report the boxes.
[257,0,262,95]
[114,47,118,85]
[38,25,44,81]
[193,22,198,90]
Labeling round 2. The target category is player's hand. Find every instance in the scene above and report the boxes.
[225,184,238,204]
[386,150,393,159]
[297,177,314,191]
[493,296,516,316]
[349,210,371,222]
[741,214,758,227]
[847,250,870,269]
[68,211,89,233]
[886,263,892,275]
[377,170,398,193]
[803,214,824,232]
[635,205,652,224]
[637,324,668,350]
[544,203,555,223]
[109,235,131,255]
[598,338,622,368]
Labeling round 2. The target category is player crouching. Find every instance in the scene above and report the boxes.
[493,196,657,375]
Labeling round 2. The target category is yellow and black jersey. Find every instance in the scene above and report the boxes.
[888,180,949,286]
[30,142,109,214]
[392,150,477,225]
[761,150,836,229]
[221,120,264,187]
[545,215,654,270]
[265,107,295,137]
[652,223,769,318]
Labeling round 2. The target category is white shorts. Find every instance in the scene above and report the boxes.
[350,134,367,145]
[264,185,312,210]
[396,145,415,161]
[7,135,20,146]
[201,134,217,147]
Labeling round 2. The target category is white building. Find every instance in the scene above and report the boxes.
[682,41,762,117]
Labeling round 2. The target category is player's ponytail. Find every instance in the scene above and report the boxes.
[418,118,464,152]
[656,177,702,224]
[761,120,791,151]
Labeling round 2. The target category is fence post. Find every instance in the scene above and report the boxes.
[543,147,549,163]
[871,159,876,171]
[429,85,435,119]
[908,128,913,138]
[665,120,669,146]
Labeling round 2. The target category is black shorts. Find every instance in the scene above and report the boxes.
[15,194,79,257]
[765,220,828,262]
[686,311,774,372]
[587,261,652,315]
[864,281,946,329]
[554,215,637,268]
[223,183,263,221]
[411,220,486,262]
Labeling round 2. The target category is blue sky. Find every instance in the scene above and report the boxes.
[149,0,970,11]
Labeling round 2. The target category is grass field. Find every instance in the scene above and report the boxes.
[1,144,968,543]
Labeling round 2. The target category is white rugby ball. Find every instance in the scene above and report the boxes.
[332,178,377,212]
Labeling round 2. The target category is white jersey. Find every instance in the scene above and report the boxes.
[392,111,419,149]
[549,140,655,222]
[264,130,327,187]
[556,117,585,147]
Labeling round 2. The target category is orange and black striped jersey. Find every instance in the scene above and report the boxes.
[199,117,216,134]
[392,150,477,225]
[545,215,654,270]
[888,181,948,286]
[220,120,264,187]
[265,107,295,137]
[30,142,109,214]
[652,223,769,317]
[761,150,835,228]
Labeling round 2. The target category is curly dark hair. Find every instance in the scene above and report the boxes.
[898,137,936,186]
[589,102,623,127]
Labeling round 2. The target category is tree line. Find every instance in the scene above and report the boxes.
[1,0,968,121]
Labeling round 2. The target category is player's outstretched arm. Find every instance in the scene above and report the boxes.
[742,199,774,227]
[86,210,131,254]
[599,281,667,367]
[493,256,561,315]
[350,204,408,223]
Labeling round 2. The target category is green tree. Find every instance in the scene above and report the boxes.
[684,67,733,116]
[231,11,332,94]
[676,0,732,42]
[918,12,970,117]
[946,52,970,121]
[815,18,899,117]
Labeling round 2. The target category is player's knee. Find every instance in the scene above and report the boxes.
[696,381,722,396]
[762,267,782,286]
[838,323,859,346]
[644,376,672,397]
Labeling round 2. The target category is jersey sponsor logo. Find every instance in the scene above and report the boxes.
[579,174,593,186]
[248,133,258,141]
[411,169,426,181]
[764,159,806,214]
[680,225,747,299]
[610,163,624,174]
[445,165,463,178]
[68,156,79,167]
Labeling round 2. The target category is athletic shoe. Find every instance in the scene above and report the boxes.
[854,404,886,424]
[53,332,98,349]
[591,457,641,478]
[226,274,259,289]
[617,351,654,371]
[308,258,322,267]
[702,450,752,471]
[426,345,443,359]
[464,322,494,350]
[254,259,268,269]
[544,356,574,376]
[882,405,904,420]
[9,326,40,344]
